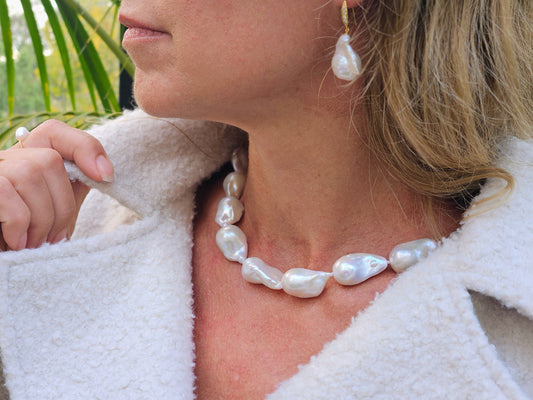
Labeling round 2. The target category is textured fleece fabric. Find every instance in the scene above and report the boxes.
[0,109,531,400]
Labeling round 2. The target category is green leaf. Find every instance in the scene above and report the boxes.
[0,0,14,117]
[56,0,120,112]
[20,0,51,111]
[55,3,99,112]
[0,110,122,149]
[62,0,134,78]
[41,0,77,110]
[109,2,119,43]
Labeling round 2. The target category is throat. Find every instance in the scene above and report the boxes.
[208,147,450,300]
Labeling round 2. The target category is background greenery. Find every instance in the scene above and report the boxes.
[0,0,133,147]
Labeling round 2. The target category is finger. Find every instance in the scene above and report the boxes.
[0,176,30,250]
[1,159,55,248]
[23,120,114,183]
[20,148,77,244]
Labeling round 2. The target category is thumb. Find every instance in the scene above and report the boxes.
[25,119,114,183]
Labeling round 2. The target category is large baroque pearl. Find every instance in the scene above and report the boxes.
[389,238,437,273]
[216,225,248,263]
[223,172,246,199]
[331,34,362,81]
[332,253,388,286]
[242,257,283,290]
[281,268,332,298]
[215,196,244,227]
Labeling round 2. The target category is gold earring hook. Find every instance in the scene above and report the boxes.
[342,0,349,35]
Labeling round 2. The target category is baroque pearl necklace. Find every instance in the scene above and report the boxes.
[215,148,438,299]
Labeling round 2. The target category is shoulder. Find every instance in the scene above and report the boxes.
[268,139,533,400]
[437,137,533,396]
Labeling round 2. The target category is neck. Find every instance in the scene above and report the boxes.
[228,97,461,273]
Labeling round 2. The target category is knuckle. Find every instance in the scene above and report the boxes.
[14,160,42,187]
[38,148,64,169]
[37,119,65,133]
[81,135,104,154]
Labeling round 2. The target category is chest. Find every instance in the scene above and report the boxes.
[190,174,398,398]
[191,240,396,399]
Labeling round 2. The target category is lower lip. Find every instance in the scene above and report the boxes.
[122,27,169,44]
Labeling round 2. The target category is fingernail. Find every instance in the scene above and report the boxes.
[96,155,114,183]
[17,233,28,250]
[52,229,68,244]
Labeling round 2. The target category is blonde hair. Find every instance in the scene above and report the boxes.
[356,0,533,212]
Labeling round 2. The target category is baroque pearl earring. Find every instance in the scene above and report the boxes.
[331,0,362,81]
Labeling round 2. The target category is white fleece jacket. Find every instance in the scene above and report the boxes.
[0,110,531,400]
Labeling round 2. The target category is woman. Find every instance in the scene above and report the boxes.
[0,0,532,399]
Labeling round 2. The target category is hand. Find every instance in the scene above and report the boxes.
[0,120,114,251]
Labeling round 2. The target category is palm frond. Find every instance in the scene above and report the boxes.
[0,0,132,142]
[0,111,122,149]
[1,0,132,113]
[62,0,134,77]
[0,0,15,117]
[20,0,51,111]
[57,0,121,112]
[42,0,77,110]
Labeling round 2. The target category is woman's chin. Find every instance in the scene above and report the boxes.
[132,71,232,122]
[133,81,180,118]
[134,98,169,117]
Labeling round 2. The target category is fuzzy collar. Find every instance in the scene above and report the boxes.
[1,110,531,400]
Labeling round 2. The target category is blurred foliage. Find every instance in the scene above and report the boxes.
[0,110,121,148]
[0,0,133,146]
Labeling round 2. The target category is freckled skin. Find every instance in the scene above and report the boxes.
[192,176,399,399]
[118,1,461,398]
[120,0,342,125]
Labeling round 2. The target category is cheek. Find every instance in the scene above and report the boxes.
[131,2,334,119]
